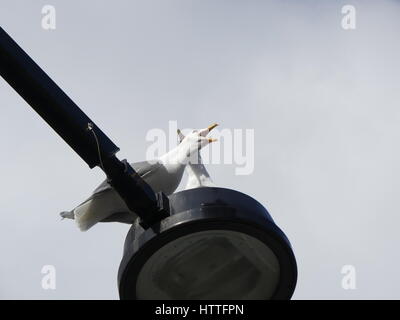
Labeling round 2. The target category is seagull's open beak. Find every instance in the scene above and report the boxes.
[199,123,218,137]
[178,124,219,144]
[207,123,218,131]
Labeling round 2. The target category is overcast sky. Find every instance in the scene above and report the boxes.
[1,0,400,299]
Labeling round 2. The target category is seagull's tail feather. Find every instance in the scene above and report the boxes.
[73,202,100,232]
[60,211,75,220]
[73,190,126,231]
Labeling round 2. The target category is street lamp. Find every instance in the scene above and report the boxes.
[119,187,297,300]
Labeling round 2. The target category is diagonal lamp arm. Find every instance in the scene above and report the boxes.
[0,26,169,228]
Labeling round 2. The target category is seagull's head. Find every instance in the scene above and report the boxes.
[174,123,218,163]
[177,123,218,150]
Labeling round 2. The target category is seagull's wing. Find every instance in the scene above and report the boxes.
[132,160,163,179]
[61,160,165,231]
[78,160,162,206]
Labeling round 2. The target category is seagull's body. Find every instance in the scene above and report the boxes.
[60,124,218,231]
[184,152,215,190]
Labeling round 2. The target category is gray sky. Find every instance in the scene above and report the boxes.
[1,0,400,299]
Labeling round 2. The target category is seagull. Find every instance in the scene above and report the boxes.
[177,128,216,189]
[60,123,218,231]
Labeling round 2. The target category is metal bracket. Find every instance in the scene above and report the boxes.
[139,192,170,229]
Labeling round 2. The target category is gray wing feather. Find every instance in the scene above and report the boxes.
[77,160,162,207]
[132,160,163,178]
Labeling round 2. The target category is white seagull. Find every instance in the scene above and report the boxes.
[60,123,218,231]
